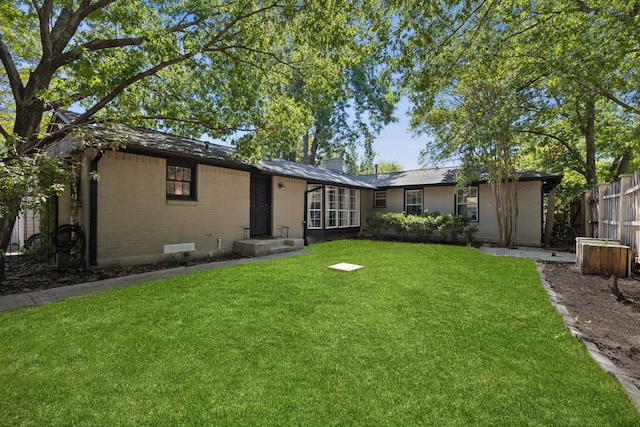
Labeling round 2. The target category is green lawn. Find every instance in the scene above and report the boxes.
[1,240,638,426]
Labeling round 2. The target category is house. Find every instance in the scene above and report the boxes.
[47,111,561,269]
[358,168,562,245]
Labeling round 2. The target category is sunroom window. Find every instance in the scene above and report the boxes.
[307,185,323,229]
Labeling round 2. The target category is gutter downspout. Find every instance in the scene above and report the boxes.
[89,151,103,266]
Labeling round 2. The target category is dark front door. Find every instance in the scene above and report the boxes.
[250,177,271,237]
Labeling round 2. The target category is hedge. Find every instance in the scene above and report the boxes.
[366,211,478,244]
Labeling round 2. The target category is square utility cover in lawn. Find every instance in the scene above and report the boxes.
[328,262,364,272]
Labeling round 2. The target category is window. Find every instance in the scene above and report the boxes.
[325,186,338,228]
[374,190,386,208]
[307,185,322,229]
[339,188,349,227]
[405,189,423,215]
[456,187,479,221]
[308,185,360,230]
[349,189,360,227]
[166,164,195,199]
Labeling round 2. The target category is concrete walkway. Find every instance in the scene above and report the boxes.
[0,250,314,314]
[478,243,576,263]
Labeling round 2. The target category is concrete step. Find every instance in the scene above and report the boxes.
[270,245,294,254]
[234,238,305,257]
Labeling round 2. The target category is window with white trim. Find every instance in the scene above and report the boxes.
[325,186,338,228]
[456,187,479,222]
[339,188,349,227]
[405,189,423,215]
[374,190,386,208]
[307,185,323,229]
[349,189,360,226]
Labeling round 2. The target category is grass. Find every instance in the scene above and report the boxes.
[0,240,638,426]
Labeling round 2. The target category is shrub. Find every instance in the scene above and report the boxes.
[366,212,478,244]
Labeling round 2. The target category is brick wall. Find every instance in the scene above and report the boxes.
[95,151,250,267]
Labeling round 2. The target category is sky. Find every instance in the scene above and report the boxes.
[368,98,432,172]
[371,109,424,171]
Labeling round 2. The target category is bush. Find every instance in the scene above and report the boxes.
[365,211,478,244]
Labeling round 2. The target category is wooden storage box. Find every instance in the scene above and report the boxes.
[576,238,630,277]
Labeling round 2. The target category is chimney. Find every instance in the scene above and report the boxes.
[321,158,343,173]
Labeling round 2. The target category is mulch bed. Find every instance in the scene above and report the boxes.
[543,262,640,389]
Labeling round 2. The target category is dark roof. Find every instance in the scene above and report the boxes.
[52,111,561,191]
[258,158,377,188]
[55,111,243,166]
[359,167,461,187]
[360,167,562,191]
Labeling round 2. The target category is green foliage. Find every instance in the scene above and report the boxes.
[0,137,68,218]
[0,0,395,279]
[366,211,478,244]
[374,159,404,174]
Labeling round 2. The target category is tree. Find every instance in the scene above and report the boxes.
[0,0,390,282]
[415,72,524,247]
[395,0,640,244]
[289,57,397,175]
[375,160,403,174]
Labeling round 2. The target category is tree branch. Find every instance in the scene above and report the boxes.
[126,115,258,133]
[31,0,52,58]
[598,88,640,115]
[54,19,205,68]
[0,37,24,103]
[0,123,10,140]
[25,1,285,151]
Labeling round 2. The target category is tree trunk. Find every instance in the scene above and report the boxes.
[615,148,633,179]
[309,135,320,165]
[0,196,22,284]
[491,174,518,247]
[583,97,598,186]
[302,133,310,164]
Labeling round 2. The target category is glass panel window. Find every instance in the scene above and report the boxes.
[307,185,323,229]
[338,188,349,227]
[374,190,386,208]
[325,186,338,228]
[405,189,423,215]
[349,189,360,227]
[167,165,195,199]
[306,185,361,230]
[456,187,479,222]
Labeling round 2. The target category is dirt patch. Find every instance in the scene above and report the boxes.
[543,262,640,389]
[1,254,243,295]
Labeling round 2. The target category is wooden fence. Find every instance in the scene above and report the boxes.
[582,171,640,265]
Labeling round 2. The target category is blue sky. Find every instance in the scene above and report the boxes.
[372,109,424,171]
[369,98,432,171]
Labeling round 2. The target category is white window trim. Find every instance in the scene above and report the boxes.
[325,186,338,229]
[309,185,361,230]
[405,189,423,215]
[374,190,386,208]
[456,187,479,222]
[307,185,323,229]
[349,189,360,227]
